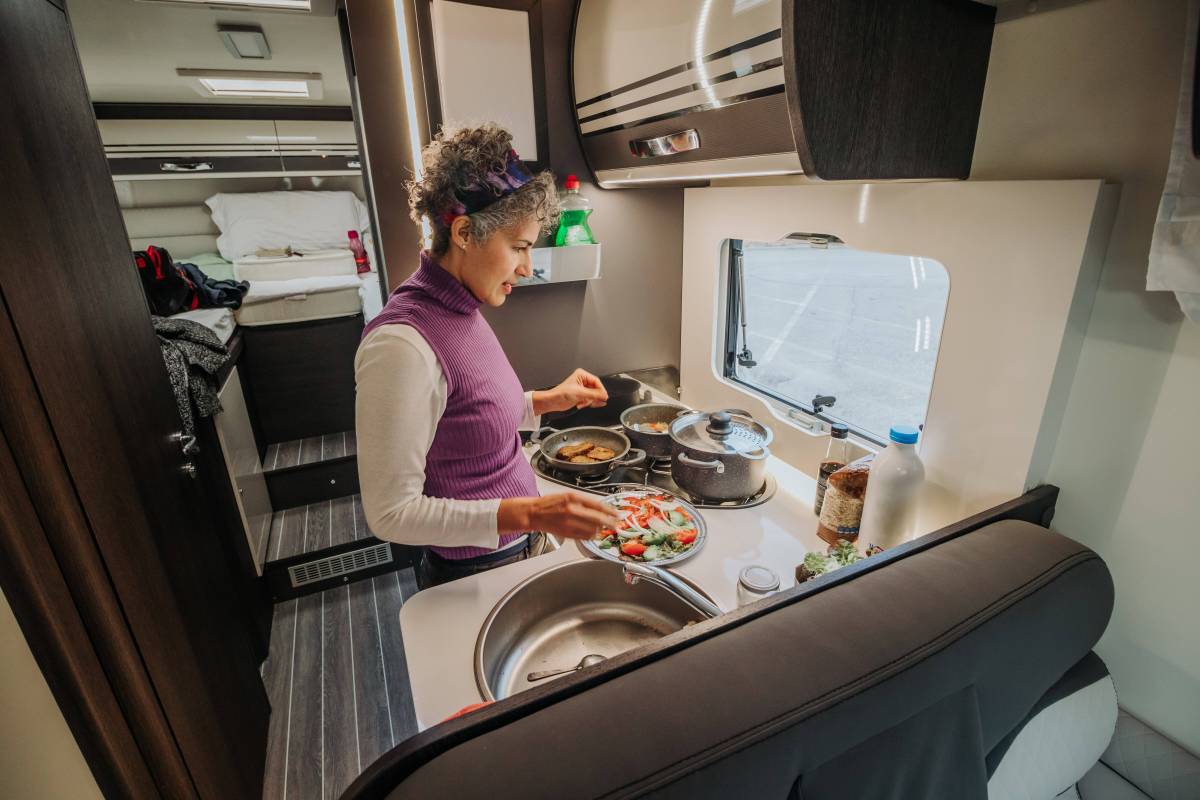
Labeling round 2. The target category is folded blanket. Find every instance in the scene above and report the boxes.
[241,274,363,304]
[153,316,229,437]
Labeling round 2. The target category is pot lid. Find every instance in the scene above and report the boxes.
[670,410,773,455]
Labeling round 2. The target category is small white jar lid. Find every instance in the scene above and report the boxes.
[738,565,780,593]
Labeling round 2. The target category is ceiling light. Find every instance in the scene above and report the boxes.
[219,25,271,60]
[247,135,318,142]
[201,77,306,97]
[137,0,311,10]
[177,69,323,99]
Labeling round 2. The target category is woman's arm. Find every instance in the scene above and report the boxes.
[531,368,609,416]
[355,325,504,549]
[518,391,540,432]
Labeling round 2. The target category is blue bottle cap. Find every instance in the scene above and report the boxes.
[889,425,920,444]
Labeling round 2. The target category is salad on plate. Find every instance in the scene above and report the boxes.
[592,489,702,563]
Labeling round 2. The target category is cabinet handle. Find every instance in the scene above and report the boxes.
[630,129,700,158]
[160,161,214,173]
[347,158,362,169]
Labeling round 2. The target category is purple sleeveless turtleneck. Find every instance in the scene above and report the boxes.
[362,252,538,559]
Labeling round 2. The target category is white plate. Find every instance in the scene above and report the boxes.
[579,485,707,566]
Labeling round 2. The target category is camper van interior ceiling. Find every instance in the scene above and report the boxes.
[177,68,323,99]
[219,24,271,60]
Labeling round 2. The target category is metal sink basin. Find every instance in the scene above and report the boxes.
[474,559,714,701]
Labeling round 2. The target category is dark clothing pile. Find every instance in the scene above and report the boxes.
[152,315,229,437]
[134,245,248,316]
[178,261,250,310]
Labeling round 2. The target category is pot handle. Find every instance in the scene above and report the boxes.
[530,426,557,446]
[741,445,771,462]
[619,448,647,468]
[677,452,725,474]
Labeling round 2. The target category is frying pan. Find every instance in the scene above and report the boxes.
[542,375,644,426]
[531,425,647,476]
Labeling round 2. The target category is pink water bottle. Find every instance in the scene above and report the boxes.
[348,230,370,274]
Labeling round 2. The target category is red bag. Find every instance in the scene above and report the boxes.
[133,245,199,316]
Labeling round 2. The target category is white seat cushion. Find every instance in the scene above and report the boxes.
[989,675,1118,800]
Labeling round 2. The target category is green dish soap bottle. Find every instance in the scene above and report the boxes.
[554,174,595,246]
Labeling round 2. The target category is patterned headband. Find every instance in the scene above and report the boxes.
[437,149,535,229]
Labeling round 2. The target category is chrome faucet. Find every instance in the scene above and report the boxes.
[622,562,722,619]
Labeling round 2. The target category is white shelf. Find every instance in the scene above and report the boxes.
[518,243,601,287]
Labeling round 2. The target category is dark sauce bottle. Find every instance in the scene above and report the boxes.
[814,422,850,516]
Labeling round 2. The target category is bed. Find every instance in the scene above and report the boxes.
[121,202,383,330]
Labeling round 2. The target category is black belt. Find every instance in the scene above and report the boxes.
[426,534,530,567]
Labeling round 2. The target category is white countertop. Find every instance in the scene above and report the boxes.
[399,447,830,730]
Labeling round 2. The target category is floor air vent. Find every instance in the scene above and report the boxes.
[289,543,393,588]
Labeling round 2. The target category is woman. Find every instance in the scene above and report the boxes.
[356,124,619,590]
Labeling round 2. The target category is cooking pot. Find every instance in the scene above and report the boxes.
[669,410,773,501]
[532,425,647,477]
[619,402,688,459]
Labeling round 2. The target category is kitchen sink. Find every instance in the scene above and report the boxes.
[474,559,714,701]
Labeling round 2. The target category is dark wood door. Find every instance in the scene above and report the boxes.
[0,1,268,797]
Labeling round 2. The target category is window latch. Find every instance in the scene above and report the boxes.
[735,250,756,368]
[811,394,836,414]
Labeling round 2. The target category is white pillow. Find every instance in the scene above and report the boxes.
[205,191,371,261]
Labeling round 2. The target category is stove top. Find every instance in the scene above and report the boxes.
[529,449,777,509]
[528,373,774,509]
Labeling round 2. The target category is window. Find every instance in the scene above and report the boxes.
[723,235,949,444]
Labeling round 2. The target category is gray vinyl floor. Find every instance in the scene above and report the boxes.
[261,567,420,800]
[265,430,358,472]
[265,494,375,563]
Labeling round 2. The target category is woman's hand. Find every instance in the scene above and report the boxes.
[498,493,621,541]
[532,368,608,415]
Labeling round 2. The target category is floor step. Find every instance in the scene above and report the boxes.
[264,430,357,474]
[265,494,373,564]
[264,430,359,509]
[260,494,418,600]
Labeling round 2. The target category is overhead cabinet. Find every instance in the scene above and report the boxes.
[573,0,996,186]
[99,118,361,179]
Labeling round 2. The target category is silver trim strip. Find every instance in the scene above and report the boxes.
[575,28,783,109]
[595,152,803,187]
[582,84,785,139]
[579,57,785,126]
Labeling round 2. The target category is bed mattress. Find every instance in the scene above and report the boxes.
[233,249,357,282]
[234,284,362,326]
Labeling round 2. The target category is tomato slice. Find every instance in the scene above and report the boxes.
[620,540,647,557]
[674,530,697,545]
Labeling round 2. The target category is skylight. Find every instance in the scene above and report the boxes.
[199,77,309,97]
[177,69,323,100]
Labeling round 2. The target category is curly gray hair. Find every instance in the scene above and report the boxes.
[407,123,560,255]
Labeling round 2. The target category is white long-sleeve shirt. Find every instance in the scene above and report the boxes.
[354,324,540,550]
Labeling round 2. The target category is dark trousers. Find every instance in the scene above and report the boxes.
[414,534,545,590]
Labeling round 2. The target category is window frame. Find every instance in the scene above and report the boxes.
[721,234,896,447]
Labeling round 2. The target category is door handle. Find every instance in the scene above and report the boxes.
[630,129,700,158]
[159,161,214,173]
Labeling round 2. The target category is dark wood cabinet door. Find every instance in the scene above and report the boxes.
[0,1,267,797]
